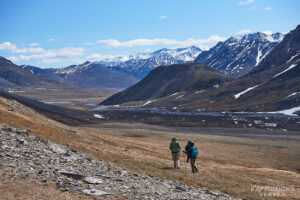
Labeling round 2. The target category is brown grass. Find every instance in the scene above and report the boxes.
[0,176,124,200]
[1,97,299,200]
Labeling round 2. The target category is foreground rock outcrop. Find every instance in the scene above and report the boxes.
[0,124,239,199]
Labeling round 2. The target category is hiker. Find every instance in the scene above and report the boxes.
[184,141,193,163]
[169,137,181,169]
[183,141,198,173]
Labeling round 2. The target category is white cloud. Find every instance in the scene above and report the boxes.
[9,47,84,63]
[96,36,226,50]
[85,53,129,62]
[7,56,18,62]
[47,38,56,42]
[236,29,252,35]
[0,41,44,54]
[0,42,17,51]
[261,30,272,35]
[160,16,167,19]
[266,6,272,10]
[239,0,254,5]
[13,47,45,54]
[29,43,39,47]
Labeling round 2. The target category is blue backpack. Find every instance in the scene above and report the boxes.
[191,146,198,158]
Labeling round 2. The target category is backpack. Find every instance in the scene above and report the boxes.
[191,147,198,158]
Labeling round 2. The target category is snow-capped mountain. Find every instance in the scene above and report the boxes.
[96,46,202,78]
[17,46,202,89]
[194,32,285,78]
[60,46,202,79]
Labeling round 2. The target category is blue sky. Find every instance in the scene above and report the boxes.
[0,0,299,68]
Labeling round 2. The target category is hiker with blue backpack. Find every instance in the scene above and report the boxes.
[183,141,198,173]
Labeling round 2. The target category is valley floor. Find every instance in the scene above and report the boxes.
[0,96,299,199]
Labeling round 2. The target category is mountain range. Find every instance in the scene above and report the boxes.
[17,46,202,89]
[101,25,300,115]
[0,30,291,94]
[15,32,283,90]
[106,46,202,78]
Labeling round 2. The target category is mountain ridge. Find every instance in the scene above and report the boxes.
[194,32,284,78]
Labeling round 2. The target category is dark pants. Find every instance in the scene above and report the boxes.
[190,158,198,173]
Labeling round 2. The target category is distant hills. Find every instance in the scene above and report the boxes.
[0,56,68,89]
[20,62,138,90]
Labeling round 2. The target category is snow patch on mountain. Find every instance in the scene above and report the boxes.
[234,84,261,99]
[255,47,262,66]
[56,61,93,75]
[286,51,300,63]
[195,32,285,78]
[285,92,300,99]
[272,62,298,78]
[266,106,300,116]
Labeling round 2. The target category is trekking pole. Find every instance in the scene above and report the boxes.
[182,152,186,170]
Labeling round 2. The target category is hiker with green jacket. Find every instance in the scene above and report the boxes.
[169,138,181,169]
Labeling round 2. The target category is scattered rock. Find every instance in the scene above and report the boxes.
[175,186,187,192]
[82,189,110,196]
[84,177,103,184]
[58,170,83,180]
[0,124,240,200]
[50,143,68,154]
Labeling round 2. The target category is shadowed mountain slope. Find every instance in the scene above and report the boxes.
[100,63,230,105]
[0,57,67,89]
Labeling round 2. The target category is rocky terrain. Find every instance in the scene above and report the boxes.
[0,124,239,200]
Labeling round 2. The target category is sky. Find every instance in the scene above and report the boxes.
[0,0,299,68]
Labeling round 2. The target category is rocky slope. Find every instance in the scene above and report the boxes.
[100,63,230,105]
[194,32,284,78]
[0,124,238,200]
